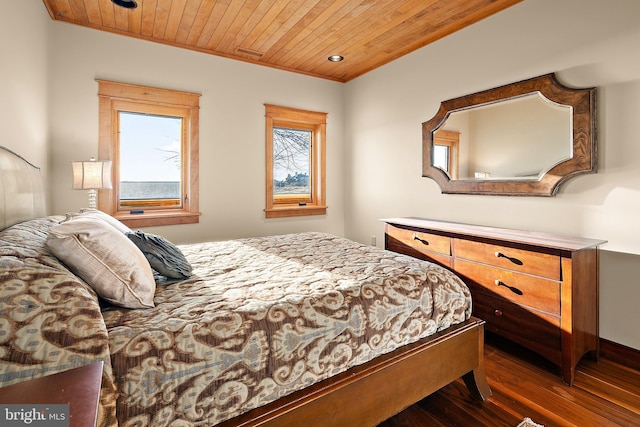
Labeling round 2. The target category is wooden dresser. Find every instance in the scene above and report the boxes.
[383,217,606,385]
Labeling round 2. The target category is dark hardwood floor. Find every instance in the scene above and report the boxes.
[379,333,640,427]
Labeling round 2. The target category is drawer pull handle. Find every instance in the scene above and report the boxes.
[495,251,523,266]
[495,279,523,295]
[494,309,503,317]
[413,234,429,246]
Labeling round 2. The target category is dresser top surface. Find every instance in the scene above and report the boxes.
[382,217,607,252]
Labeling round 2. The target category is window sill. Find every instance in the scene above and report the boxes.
[265,205,327,219]
[114,210,201,228]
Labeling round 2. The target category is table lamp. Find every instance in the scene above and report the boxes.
[72,158,112,209]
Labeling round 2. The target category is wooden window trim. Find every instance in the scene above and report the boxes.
[265,104,327,219]
[97,80,201,227]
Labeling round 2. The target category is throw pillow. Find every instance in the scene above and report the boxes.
[64,209,131,234]
[47,217,155,309]
[126,230,192,280]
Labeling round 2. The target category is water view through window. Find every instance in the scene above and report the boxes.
[119,111,182,203]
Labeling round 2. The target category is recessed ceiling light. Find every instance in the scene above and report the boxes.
[328,55,344,63]
[111,0,138,9]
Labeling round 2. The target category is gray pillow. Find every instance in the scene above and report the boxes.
[126,230,192,280]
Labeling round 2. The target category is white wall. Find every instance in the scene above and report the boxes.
[344,0,640,350]
[47,22,345,244]
[0,2,50,201]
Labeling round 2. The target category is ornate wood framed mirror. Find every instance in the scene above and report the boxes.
[422,73,596,196]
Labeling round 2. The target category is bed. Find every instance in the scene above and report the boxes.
[0,145,490,426]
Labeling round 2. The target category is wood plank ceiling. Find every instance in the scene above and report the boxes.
[42,0,522,82]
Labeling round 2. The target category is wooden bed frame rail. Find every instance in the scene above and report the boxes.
[220,317,490,427]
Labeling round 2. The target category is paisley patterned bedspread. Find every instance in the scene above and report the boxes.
[0,218,471,427]
[102,232,471,426]
[0,217,119,426]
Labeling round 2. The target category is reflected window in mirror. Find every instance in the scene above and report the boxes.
[433,145,449,171]
[433,130,460,179]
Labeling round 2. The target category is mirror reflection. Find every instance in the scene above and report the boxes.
[433,93,573,180]
[422,73,596,196]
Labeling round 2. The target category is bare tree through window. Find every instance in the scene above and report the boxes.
[264,103,326,218]
[273,127,311,195]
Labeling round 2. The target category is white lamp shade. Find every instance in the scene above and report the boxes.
[72,160,113,190]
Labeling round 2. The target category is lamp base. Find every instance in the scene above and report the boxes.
[87,189,97,209]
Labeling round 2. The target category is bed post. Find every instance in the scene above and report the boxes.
[462,324,492,401]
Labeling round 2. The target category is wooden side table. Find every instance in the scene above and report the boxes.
[0,361,103,427]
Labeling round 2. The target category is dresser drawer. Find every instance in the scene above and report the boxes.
[454,259,560,316]
[453,238,560,280]
[386,224,451,256]
[472,292,561,364]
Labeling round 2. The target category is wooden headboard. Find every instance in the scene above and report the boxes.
[0,146,46,231]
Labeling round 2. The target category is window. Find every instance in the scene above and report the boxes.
[265,104,327,218]
[433,144,450,171]
[98,80,201,227]
[433,129,460,179]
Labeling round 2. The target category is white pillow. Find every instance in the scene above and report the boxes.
[64,209,131,234]
[47,217,155,309]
